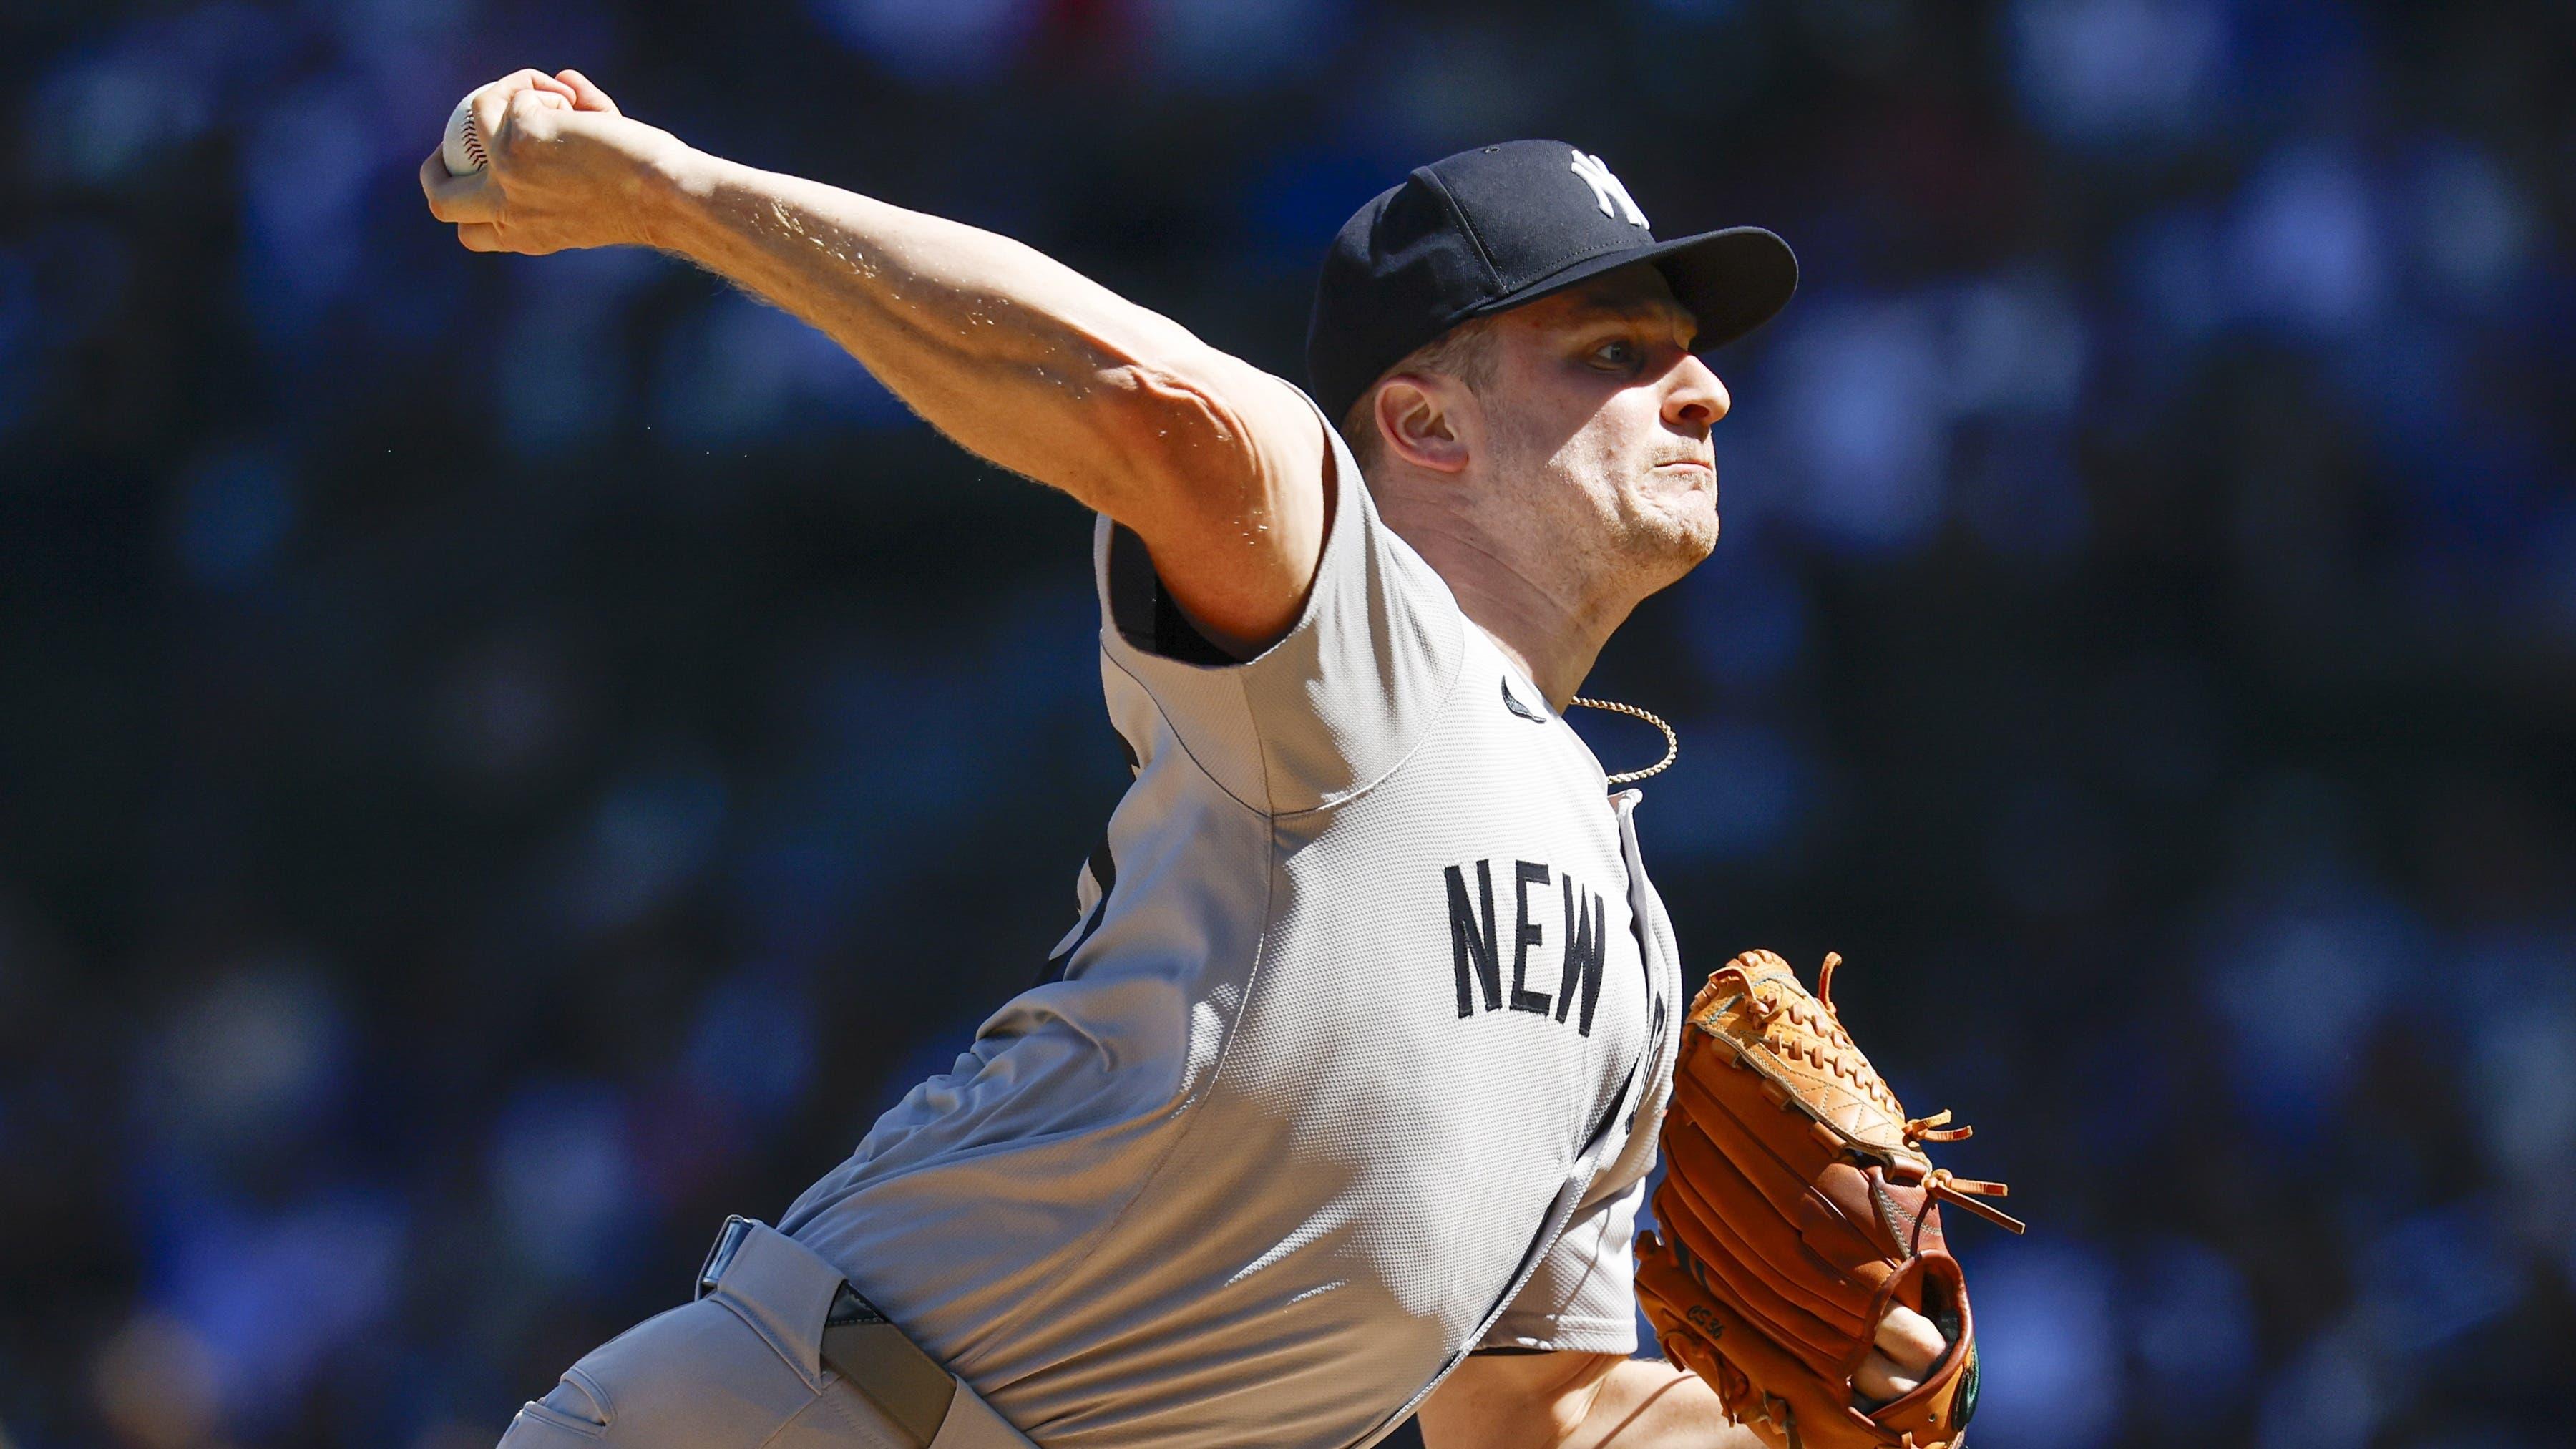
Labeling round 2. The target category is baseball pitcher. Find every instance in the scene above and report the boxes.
[424,68,2009,1449]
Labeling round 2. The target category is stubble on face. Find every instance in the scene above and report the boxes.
[1473,272,1722,610]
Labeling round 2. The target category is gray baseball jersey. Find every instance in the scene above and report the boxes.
[781,394,1685,1449]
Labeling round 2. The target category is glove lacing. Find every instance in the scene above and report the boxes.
[1729,952,2029,1236]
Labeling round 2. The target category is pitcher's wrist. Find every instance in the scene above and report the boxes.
[635,137,718,255]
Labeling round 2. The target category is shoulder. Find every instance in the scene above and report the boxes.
[1086,414,1470,816]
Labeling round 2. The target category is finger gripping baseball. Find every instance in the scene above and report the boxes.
[1638,950,2023,1449]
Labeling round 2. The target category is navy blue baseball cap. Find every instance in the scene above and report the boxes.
[1307,140,1797,424]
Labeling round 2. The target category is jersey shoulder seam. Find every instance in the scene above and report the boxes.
[1267,633,1470,821]
[1097,645,1273,820]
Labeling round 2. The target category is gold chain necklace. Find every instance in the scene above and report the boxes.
[1567,696,1679,786]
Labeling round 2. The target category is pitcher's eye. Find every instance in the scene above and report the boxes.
[1591,339,1639,369]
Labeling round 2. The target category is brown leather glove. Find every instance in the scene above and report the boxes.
[1635,950,2024,1448]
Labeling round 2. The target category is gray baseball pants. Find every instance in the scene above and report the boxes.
[497,1219,1035,1449]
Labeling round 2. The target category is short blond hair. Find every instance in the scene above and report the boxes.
[1336,313,1503,475]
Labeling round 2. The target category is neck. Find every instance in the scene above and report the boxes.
[1377,508,1636,711]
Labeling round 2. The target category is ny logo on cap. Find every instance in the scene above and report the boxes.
[1570,150,1649,228]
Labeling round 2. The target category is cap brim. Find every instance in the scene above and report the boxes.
[1465,225,1798,354]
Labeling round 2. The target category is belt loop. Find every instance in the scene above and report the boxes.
[696,1214,755,1300]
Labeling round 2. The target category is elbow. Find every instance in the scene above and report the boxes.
[1078,353,1266,522]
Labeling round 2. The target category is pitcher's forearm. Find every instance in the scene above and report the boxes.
[642,147,1215,506]
[1583,1361,1767,1447]
[1420,1354,1769,1448]
[422,69,1324,643]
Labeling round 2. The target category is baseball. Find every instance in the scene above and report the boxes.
[441,85,569,176]
[440,92,486,176]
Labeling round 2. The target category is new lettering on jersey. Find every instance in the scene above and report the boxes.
[1445,859,1609,1035]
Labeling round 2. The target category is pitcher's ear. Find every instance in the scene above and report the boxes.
[1375,376,1472,474]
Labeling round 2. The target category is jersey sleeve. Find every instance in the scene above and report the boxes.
[1475,1171,1646,1355]
[1092,384,1467,816]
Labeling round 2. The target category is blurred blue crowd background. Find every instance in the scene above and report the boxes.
[2,0,2570,1445]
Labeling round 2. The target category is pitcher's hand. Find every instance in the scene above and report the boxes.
[1855,1304,1946,1401]
[420,69,688,255]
